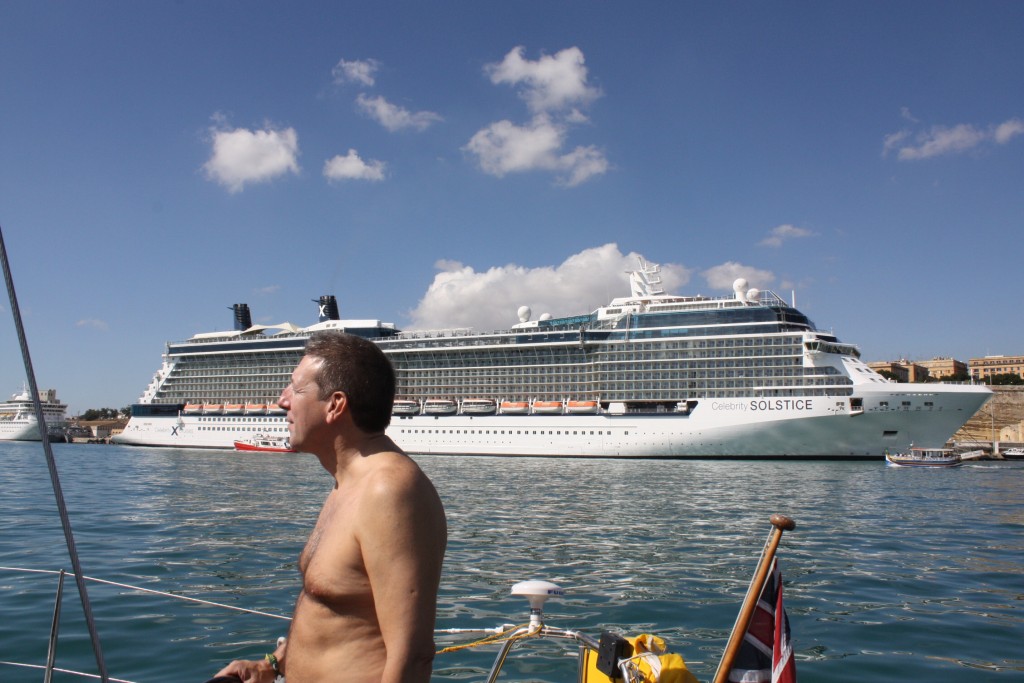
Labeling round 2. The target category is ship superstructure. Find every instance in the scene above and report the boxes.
[114,261,991,457]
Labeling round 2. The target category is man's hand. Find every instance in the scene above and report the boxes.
[212,658,276,683]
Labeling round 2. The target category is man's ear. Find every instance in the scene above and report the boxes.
[325,391,347,423]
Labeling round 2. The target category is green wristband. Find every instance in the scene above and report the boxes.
[265,653,280,676]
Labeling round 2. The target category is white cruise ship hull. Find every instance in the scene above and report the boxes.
[0,420,47,441]
[114,383,990,458]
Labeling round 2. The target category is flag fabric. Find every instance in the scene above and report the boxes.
[727,557,796,683]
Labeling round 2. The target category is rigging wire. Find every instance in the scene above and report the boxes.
[0,224,110,682]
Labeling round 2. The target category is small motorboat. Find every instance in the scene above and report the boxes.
[233,434,295,453]
[885,446,962,468]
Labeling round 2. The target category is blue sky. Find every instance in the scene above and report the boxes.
[2,1,1022,414]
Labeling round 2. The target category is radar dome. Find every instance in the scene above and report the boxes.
[733,278,749,303]
[539,313,552,321]
[746,288,760,302]
[517,306,532,323]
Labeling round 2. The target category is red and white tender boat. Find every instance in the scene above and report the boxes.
[233,434,295,453]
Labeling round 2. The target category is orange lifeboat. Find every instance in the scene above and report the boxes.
[499,401,530,415]
[566,400,599,414]
[532,400,564,414]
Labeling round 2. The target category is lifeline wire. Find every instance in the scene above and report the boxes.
[0,224,110,683]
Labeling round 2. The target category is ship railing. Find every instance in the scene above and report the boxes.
[0,566,669,683]
[2,514,797,683]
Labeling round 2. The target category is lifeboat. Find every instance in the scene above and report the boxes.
[267,403,286,415]
[499,401,530,415]
[566,400,599,414]
[223,403,244,414]
[392,399,420,415]
[202,404,224,414]
[183,403,203,415]
[423,399,457,415]
[532,400,564,414]
[461,398,497,415]
[245,403,267,414]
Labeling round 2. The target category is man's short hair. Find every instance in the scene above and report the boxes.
[304,331,395,433]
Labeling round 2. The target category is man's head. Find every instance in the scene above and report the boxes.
[303,331,395,433]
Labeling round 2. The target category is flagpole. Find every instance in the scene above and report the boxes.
[711,514,795,683]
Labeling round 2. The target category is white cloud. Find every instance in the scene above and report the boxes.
[556,145,610,187]
[203,122,300,193]
[884,116,1024,160]
[467,46,608,187]
[332,58,379,86]
[994,117,1024,144]
[759,224,815,248]
[464,115,608,186]
[407,244,691,331]
[76,318,109,331]
[486,46,601,114]
[254,285,280,295]
[702,262,774,291]
[356,94,442,132]
[323,149,386,181]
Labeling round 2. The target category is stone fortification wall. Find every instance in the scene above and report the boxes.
[954,386,1024,445]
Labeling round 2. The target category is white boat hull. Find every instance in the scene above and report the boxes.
[114,383,990,457]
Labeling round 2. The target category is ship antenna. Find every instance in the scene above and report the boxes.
[1,224,110,682]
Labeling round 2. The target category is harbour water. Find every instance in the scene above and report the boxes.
[1,442,1022,682]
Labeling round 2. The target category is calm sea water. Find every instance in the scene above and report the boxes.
[1,442,1022,683]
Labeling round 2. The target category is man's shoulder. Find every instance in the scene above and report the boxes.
[359,450,432,495]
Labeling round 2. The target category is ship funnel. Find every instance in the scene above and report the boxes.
[231,303,252,331]
[316,295,340,322]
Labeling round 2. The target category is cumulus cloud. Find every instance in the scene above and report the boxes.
[759,224,815,248]
[466,46,608,187]
[323,149,386,181]
[407,244,691,331]
[464,116,607,185]
[356,94,443,132]
[486,45,602,114]
[465,115,607,187]
[884,116,1024,160]
[76,318,109,331]
[702,262,774,291]
[332,58,379,86]
[203,120,300,193]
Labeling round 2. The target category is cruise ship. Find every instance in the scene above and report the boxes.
[114,260,991,457]
[0,387,68,442]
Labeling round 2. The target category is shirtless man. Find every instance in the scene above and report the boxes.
[213,331,447,683]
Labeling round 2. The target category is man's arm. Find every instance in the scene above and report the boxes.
[358,463,447,683]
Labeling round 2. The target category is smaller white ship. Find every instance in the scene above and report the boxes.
[0,386,68,442]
